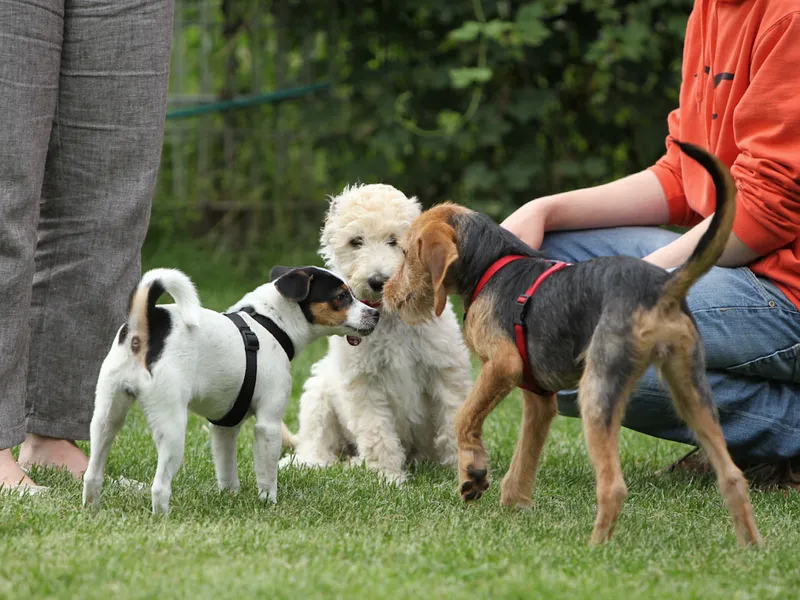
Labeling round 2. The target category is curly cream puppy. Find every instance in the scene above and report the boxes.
[281,184,472,484]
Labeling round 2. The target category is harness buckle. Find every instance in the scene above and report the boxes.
[242,329,260,352]
[515,294,533,325]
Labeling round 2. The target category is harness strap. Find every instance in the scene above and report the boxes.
[467,255,570,395]
[209,312,260,427]
[513,261,570,393]
[239,305,295,361]
[208,308,294,428]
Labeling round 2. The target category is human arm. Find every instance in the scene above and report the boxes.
[500,169,671,249]
[643,216,759,268]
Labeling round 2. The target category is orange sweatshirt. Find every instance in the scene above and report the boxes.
[649,0,800,308]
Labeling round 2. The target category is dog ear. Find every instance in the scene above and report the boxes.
[269,266,293,282]
[272,267,312,302]
[418,223,458,317]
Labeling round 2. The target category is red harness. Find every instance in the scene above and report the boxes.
[468,255,570,394]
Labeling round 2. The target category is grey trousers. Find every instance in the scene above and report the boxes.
[0,0,175,448]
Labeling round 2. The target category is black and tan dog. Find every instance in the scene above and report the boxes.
[383,142,760,546]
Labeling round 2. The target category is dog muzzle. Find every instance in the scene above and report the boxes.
[347,299,381,347]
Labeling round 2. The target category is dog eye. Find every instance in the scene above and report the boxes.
[349,237,363,249]
[336,290,350,302]
[387,236,398,247]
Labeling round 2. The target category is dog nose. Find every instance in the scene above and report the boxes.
[368,275,387,292]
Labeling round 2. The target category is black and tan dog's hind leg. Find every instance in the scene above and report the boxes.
[575,324,650,545]
[659,335,762,547]
[499,390,557,509]
[456,299,523,501]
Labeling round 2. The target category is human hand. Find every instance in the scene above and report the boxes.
[500,198,551,250]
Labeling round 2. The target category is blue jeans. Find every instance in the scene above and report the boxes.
[541,227,800,462]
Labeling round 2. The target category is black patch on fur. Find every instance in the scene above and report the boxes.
[452,211,675,393]
[271,266,312,302]
[672,141,731,273]
[145,281,171,370]
[118,323,129,344]
[451,211,544,308]
[273,266,353,324]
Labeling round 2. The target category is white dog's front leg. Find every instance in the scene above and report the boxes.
[253,418,282,503]
[144,401,188,515]
[83,384,134,509]
[287,366,347,468]
[431,366,471,467]
[210,423,241,493]
[347,383,407,485]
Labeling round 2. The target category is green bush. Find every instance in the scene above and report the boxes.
[152,0,692,247]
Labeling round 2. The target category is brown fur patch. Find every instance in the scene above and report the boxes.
[308,300,350,327]
[659,349,761,546]
[129,286,150,368]
[455,294,524,502]
[384,203,470,323]
[500,390,557,509]
[631,303,697,363]
[576,301,761,546]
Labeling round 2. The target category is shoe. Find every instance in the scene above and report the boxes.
[660,447,800,490]
[657,447,714,476]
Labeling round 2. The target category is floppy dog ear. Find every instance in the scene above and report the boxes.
[271,267,312,302]
[418,223,458,317]
[269,266,293,282]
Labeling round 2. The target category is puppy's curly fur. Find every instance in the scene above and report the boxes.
[281,184,472,484]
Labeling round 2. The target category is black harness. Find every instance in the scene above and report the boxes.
[207,306,295,428]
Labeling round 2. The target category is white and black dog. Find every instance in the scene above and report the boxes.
[82,266,379,514]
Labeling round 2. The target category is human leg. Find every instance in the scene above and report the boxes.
[0,0,63,487]
[19,0,175,474]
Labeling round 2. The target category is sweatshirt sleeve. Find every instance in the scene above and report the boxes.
[729,13,800,256]
[649,108,697,227]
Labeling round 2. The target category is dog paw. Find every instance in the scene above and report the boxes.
[82,490,99,509]
[499,492,533,510]
[343,455,365,469]
[381,471,407,486]
[151,488,171,515]
[217,481,240,494]
[258,489,277,504]
[499,477,533,509]
[458,447,490,502]
[460,464,490,501]
[151,502,170,516]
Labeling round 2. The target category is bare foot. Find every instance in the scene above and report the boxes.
[0,448,38,488]
[18,434,88,480]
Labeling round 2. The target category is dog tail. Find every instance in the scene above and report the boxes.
[660,142,736,304]
[281,422,299,449]
[126,269,201,363]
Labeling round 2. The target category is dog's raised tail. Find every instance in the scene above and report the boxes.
[129,268,201,332]
[661,142,736,303]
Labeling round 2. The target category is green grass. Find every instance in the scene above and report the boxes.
[2,241,799,599]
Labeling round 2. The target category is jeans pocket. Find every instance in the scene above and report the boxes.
[727,343,800,383]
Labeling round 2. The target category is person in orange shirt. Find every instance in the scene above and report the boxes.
[502,0,800,485]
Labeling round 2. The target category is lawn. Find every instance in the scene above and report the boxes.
[2,241,799,600]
